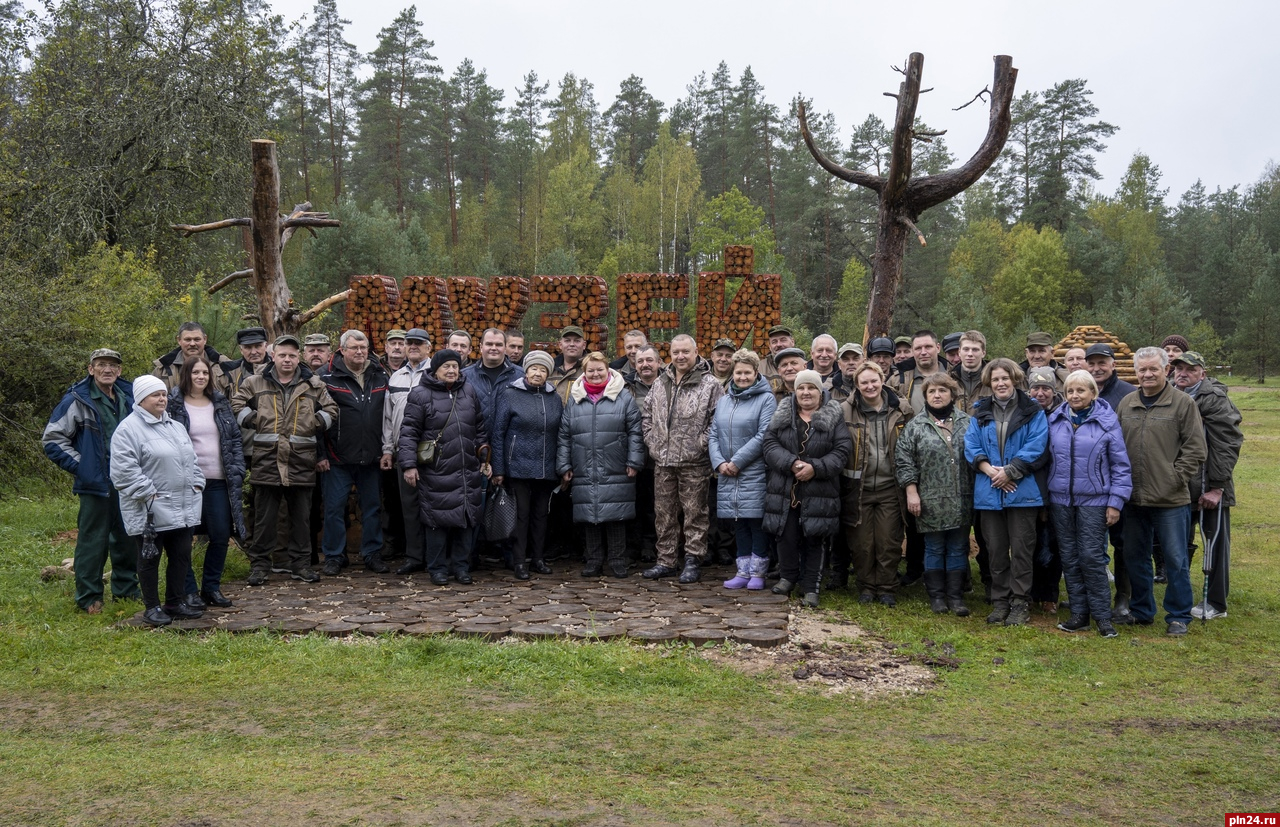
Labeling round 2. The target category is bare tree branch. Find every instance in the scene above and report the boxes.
[953,86,991,111]
[208,269,253,294]
[171,217,250,237]
[281,216,341,231]
[898,216,927,247]
[296,289,350,326]
[796,101,886,193]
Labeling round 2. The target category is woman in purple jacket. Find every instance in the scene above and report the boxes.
[1045,370,1133,638]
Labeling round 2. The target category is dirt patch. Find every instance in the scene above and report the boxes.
[699,610,939,697]
[1103,716,1280,735]
[53,529,78,545]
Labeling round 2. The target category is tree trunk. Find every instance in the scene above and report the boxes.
[250,140,295,338]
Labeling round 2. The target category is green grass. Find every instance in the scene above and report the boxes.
[3,391,1280,825]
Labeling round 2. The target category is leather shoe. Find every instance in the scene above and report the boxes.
[580,564,604,578]
[678,557,702,584]
[395,562,426,575]
[530,560,553,575]
[609,563,629,579]
[164,601,204,620]
[142,607,173,626]
[201,590,233,608]
[322,558,344,576]
[513,564,530,581]
[429,572,449,586]
[455,572,473,585]
[642,564,679,580]
[184,592,207,610]
[365,554,390,574]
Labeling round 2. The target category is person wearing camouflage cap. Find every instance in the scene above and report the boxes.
[709,338,736,389]
[1171,352,1242,621]
[42,347,139,613]
[381,328,408,374]
[303,333,332,371]
[1021,331,1069,391]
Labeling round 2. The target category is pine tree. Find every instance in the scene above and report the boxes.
[501,71,549,275]
[306,0,361,203]
[1231,262,1280,382]
[603,74,663,177]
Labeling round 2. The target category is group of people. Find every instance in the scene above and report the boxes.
[45,319,1241,638]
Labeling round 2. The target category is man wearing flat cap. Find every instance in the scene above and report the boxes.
[760,324,795,381]
[225,327,271,398]
[232,334,337,585]
[1021,331,1069,391]
[43,348,140,613]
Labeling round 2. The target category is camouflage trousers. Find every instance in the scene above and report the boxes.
[653,464,711,568]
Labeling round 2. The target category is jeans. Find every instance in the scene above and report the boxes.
[322,463,384,562]
[923,527,970,572]
[1122,504,1193,624]
[184,479,231,595]
[730,517,766,559]
[1051,505,1111,622]
[137,527,193,610]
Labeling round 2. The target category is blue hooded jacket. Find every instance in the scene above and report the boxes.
[43,376,135,496]
[964,390,1049,511]
[709,374,777,519]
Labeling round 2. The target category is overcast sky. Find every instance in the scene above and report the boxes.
[270,0,1278,201]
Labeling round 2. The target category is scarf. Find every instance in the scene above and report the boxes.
[584,377,608,402]
[1070,402,1094,429]
[925,401,955,420]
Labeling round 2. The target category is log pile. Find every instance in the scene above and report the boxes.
[487,276,532,332]
[446,277,489,359]
[1055,325,1137,384]
[529,275,610,354]
[397,276,453,349]
[616,273,689,359]
[723,245,755,275]
[695,272,783,354]
[343,276,402,346]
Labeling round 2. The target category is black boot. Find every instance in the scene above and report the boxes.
[678,555,702,584]
[945,570,971,617]
[924,570,948,613]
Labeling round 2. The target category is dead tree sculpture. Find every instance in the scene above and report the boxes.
[798,53,1017,339]
[172,139,344,338]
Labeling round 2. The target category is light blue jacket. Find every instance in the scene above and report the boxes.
[109,406,205,536]
[709,375,777,519]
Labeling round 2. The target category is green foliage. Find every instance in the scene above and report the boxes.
[691,186,775,265]
[828,257,869,345]
[1231,263,1280,381]
[989,224,1079,333]
[1100,268,1200,352]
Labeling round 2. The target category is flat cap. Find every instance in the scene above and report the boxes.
[767,324,793,338]
[1026,331,1055,348]
[405,327,431,342]
[235,327,268,346]
[775,347,807,364]
[941,332,963,352]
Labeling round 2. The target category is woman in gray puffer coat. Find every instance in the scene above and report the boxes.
[709,349,777,590]
[109,375,205,627]
[556,352,645,578]
[762,371,852,607]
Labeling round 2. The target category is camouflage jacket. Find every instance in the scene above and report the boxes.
[642,358,724,467]
[895,407,974,534]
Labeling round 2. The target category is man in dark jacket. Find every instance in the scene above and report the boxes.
[1116,347,1207,635]
[319,330,391,575]
[1086,341,1139,614]
[43,348,139,612]
[1021,331,1069,391]
[153,322,231,393]
[1172,352,1242,620]
[462,329,525,567]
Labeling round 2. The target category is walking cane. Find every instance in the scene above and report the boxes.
[1198,504,1224,627]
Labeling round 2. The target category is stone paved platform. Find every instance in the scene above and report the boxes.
[123,564,792,646]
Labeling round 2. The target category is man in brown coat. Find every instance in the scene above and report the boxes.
[641,334,724,583]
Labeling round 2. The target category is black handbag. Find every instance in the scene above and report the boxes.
[484,485,517,541]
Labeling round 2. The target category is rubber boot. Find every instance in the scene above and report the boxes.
[945,570,971,617]
[924,570,948,613]
[746,555,769,590]
[723,556,751,589]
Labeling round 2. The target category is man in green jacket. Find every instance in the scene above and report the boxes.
[1172,352,1243,620]
[1116,347,1207,635]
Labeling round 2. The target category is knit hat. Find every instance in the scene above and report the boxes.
[131,375,167,404]
[1161,334,1190,352]
[431,349,462,373]
[793,369,823,391]
[523,350,554,373]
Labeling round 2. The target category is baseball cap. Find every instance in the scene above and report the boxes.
[712,338,736,352]
[767,324,793,338]
[275,334,303,349]
[1171,351,1206,368]
[1085,343,1115,359]
[302,333,330,346]
[560,325,585,339]
[385,328,407,341]
[837,343,863,359]
[89,348,122,363]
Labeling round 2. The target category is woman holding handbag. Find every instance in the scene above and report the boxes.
[491,350,564,580]
[397,350,490,586]
[109,375,206,626]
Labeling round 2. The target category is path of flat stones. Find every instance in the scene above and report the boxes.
[123,565,791,647]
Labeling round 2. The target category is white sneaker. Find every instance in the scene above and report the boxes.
[1190,601,1205,619]
[1191,602,1227,620]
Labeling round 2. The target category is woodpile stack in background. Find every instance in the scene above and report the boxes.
[398,276,453,347]
[445,277,488,359]
[1055,325,1137,383]
[529,275,610,354]
[723,245,755,275]
[488,276,531,332]
[616,273,689,360]
[343,276,402,345]
[695,247,782,353]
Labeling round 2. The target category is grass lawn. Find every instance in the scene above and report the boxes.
[2,390,1279,826]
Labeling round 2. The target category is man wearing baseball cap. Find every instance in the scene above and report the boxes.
[43,348,140,613]
[381,329,408,374]
[709,338,736,389]
[830,343,863,403]
[550,325,587,404]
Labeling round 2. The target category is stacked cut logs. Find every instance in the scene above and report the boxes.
[445,277,488,359]
[343,276,402,349]
[397,276,453,350]
[1055,325,1137,384]
[695,272,783,354]
[615,273,689,357]
[723,245,755,275]
[528,275,610,354]
[487,276,532,332]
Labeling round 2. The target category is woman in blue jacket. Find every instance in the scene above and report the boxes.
[1046,370,1132,637]
[964,358,1048,627]
[709,349,777,590]
[491,350,565,580]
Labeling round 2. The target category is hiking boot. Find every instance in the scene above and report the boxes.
[858,591,875,604]
[986,605,1009,624]
[321,558,344,577]
[802,592,819,608]
[247,569,269,586]
[1097,620,1118,638]
[678,556,703,584]
[642,564,678,580]
[1166,620,1189,636]
[291,567,321,583]
[1057,614,1091,633]
[1003,599,1031,626]
[878,593,896,608]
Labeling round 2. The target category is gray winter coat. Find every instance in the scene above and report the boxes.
[556,369,646,524]
[109,406,205,536]
[709,375,777,519]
